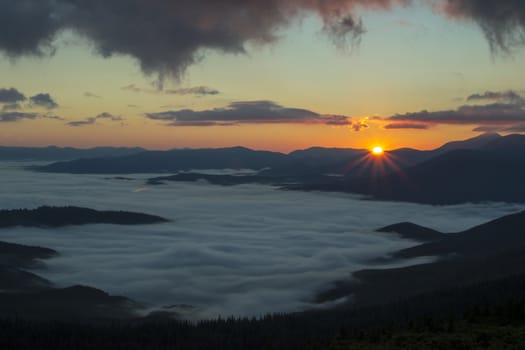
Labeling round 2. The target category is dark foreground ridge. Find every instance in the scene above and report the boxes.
[0,240,139,321]
[376,222,444,242]
[319,211,525,307]
[0,206,169,228]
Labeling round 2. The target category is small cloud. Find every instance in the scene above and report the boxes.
[145,101,351,127]
[0,88,26,104]
[384,123,429,130]
[350,119,369,131]
[30,93,59,109]
[467,90,525,105]
[0,112,37,122]
[122,84,220,96]
[473,123,525,133]
[164,86,220,96]
[84,92,102,99]
[2,103,22,111]
[67,112,124,127]
[95,112,123,121]
[68,118,96,127]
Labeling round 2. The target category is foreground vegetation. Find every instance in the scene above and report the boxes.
[326,302,525,350]
[2,279,525,350]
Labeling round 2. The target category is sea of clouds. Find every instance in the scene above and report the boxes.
[0,162,523,319]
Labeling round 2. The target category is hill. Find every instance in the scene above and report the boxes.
[319,210,525,307]
[35,147,287,174]
[0,206,168,228]
[0,146,145,161]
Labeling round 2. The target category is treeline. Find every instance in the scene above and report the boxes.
[2,273,525,349]
[327,300,525,349]
[0,206,168,228]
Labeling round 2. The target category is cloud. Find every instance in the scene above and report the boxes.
[67,112,123,127]
[473,123,525,133]
[145,101,351,127]
[0,87,26,104]
[0,111,37,122]
[2,1,524,82]
[1,168,522,318]
[467,90,525,104]
[2,103,22,111]
[122,84,220,96]
[384,122,429,130]
[0,0,426,82]
[387,102,525,125]
[29,93,58,109]
[84,92,102,99]
[439,0,525,52]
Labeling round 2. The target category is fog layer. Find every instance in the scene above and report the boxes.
[0,162,522,318]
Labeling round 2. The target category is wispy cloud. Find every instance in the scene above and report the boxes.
[145,101,352,127]
[1,103,22,111]
[84,92,102,99]
[29,93,58,109]
[0,112,38,122]
[381,91,525,132]
[122,84,220,96]
[467,90,525,105]
[67,112,123,127]
[384,123,429,130]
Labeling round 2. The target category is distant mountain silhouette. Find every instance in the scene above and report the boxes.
[36,147,288,174]
[34,134,500,176]
[0,146,145,161]
[345,135,525,204]
[0,206,168,228]
[435,132,502,153]
[30,133,525,205]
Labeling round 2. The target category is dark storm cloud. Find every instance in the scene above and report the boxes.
[67,112,123,127]
[122,84,220,96]
[0,0,60,57]
[0,0,409,82]
[145,101,351,126]
[0,87,26,104]
[29,93,58,109]
[0,112,37,122]
[440,0,525,52]
[384,122,429,129]
[387,102,525,125]
[2,1,524,81]
[467,90,525,104]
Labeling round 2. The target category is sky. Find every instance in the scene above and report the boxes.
[1,0,525,152]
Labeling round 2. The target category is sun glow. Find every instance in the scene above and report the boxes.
[372,146,384,156]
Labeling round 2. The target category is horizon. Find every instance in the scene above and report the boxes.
[0,132,508,154]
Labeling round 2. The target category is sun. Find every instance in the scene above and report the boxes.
[372,146,384,156]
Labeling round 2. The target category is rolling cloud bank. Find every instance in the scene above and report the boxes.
[0,162,522,318]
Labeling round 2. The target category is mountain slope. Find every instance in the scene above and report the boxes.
[36,147,287,174]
